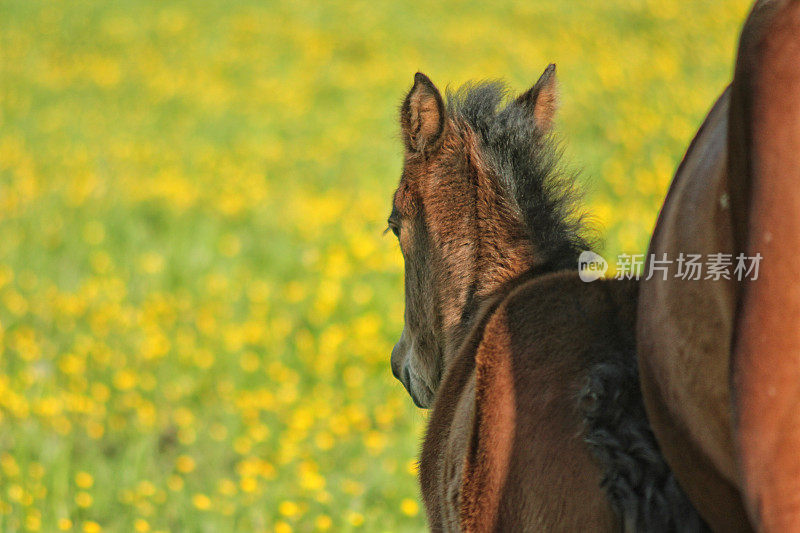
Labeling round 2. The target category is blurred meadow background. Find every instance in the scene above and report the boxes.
[1,0,752,531]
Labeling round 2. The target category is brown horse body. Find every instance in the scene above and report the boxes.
[637,1,800,530]
[420,272,636,531]
[636,87,752,532]
[389,67,703,530]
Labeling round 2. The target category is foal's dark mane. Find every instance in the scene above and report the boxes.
[447,81,597,269]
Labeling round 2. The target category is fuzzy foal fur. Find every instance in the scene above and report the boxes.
[389,67,704,531]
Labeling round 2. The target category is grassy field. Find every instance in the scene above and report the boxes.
[1,0,752,531]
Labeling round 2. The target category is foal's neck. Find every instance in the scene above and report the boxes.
[444,257,564,366]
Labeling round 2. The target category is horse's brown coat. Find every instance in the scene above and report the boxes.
[637,87,752,532]
[734,1,800,529]
[637,1,800,530]
[422,273,637,532]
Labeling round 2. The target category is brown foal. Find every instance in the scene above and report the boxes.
[389,67,702,531]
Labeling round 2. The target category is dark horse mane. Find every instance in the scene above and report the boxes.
[446,81,597,269]
[450,82,707,530]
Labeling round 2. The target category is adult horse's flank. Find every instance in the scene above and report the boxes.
[388,67,702,530]
[637,1,800,531]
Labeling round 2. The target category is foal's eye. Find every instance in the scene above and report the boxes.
[385,220,400,238]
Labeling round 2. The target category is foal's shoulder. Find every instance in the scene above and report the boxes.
[495,270,638,335]
[459,270,632,531]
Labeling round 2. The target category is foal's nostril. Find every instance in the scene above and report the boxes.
[390,343,403,380]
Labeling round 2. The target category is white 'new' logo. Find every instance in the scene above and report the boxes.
[578,251,608,282]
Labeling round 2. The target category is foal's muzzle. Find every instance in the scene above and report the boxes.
[391,342,405,381]
[391,339,431,408]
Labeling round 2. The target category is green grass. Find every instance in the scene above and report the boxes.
[0,0,752,531]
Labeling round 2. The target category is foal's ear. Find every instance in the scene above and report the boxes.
[401,72,446,153]
[516,63,559,131]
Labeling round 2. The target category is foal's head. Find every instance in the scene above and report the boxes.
[388,65,592,407]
